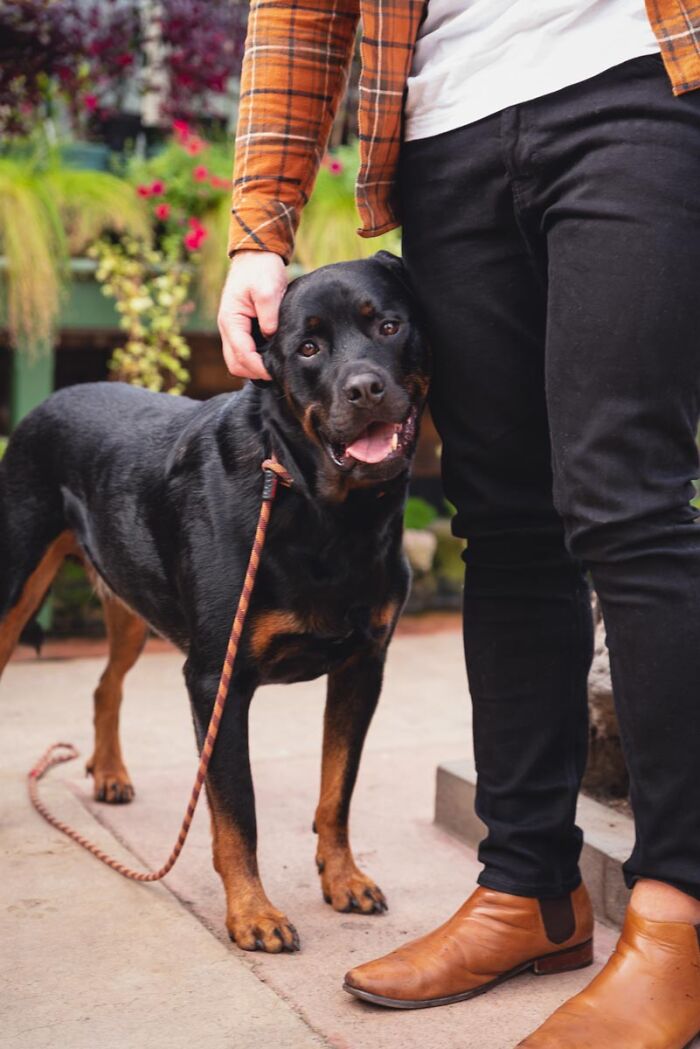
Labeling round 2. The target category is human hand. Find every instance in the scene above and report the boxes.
[218,250,287,380]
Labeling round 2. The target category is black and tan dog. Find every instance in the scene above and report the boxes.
[0,252,429,952]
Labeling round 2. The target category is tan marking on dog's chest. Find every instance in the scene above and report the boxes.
[249,601,396,662]
[249,610,306,659]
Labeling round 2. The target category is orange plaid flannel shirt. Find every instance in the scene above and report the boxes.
[228,0,700,263]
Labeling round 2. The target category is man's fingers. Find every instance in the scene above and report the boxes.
[222,339,271,381]
[218,250,286,378]
[253,287,284,337]
[226,312,256,356]
[242,351,273,381]
[220,315,272,381]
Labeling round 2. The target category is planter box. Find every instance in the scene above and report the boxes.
[1,256,222,427]
[1,256,221,340]
[52,258,220,336]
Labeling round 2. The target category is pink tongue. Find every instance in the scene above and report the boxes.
[346,422,395,464]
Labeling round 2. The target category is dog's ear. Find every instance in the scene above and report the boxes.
[250,275,298,386]
[373,250,411,293]
[250,317,279,388]
[250,315,268,352]
[373,249,404,272]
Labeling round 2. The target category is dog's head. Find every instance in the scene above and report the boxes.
[258,252,430,489]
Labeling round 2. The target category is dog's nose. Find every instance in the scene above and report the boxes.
[344,372,386,408]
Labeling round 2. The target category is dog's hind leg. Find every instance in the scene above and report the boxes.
[0,530,78,675]
[314,647,388,915]
[0,419,71,675]
[86,594,148,804]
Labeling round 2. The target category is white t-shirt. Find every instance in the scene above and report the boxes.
[404,0,660,142]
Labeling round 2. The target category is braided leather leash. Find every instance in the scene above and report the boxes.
[27,456,293,882]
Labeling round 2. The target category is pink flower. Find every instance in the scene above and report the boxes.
[183,218,208,250]
[136,184,152,197]
[116,53,133,68]
[184,226,208,251]
[150,180,165,196]
[193,165,209,182]
[210,175,230,190]
[172,119,190,140]
[328,159,343,175]
[154,203,171,221]
[84,94,98,111]
[184,136,205,157]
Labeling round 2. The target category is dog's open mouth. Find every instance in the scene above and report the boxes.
[326,407,418,469]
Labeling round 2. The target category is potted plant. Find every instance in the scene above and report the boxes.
[0,140,150,429]
[123,121,235,320]
[0,142,149,353]
[86,121,237,392]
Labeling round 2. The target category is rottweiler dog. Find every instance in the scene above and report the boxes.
[0,252,429,952]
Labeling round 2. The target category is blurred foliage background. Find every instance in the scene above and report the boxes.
[0,1,462,634]
[1,1,696,638]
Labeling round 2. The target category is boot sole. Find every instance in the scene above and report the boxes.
[343,937,594,1010]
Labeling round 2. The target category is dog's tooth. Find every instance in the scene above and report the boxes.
[391,432,399,451]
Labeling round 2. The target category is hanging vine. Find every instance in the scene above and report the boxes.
[90,236,192,393]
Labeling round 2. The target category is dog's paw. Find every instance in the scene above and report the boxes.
[317,854,388,915]
[86,758,135,804]
[227,906,300,953]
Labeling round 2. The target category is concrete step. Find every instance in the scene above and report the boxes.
[435,758,635,928]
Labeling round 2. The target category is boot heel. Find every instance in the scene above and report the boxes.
[533,938,593,975]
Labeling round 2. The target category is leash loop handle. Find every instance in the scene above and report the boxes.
[26,455,292,882]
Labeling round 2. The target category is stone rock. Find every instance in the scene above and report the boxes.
[430,517,466,587]
[583,597,629,799]
[403,527,438,575]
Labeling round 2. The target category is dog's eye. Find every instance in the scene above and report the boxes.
[380,320,400,337]
[298,340,319,358]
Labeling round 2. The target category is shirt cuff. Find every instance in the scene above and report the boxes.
[227,204,297,265]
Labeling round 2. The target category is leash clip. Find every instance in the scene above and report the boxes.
[261,456,293,501]
[262,467,278,502]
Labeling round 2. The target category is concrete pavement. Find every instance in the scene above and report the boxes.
[2,627,621,1049]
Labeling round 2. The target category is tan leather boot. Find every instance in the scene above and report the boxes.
[516,906,700,1048]
[343,882,593,1009]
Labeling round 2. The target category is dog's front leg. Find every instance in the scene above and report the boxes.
[185,659,300,953]
[315,648,388,915]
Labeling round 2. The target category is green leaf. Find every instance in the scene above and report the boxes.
[404,496,439,530]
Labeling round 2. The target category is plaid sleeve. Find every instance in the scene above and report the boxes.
[228,0,360,263]
[646,1,700,94]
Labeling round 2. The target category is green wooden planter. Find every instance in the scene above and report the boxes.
[1,256,220,428]
[56,257,221,334]
[10,338,55,429]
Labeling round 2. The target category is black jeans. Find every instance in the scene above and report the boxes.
[399,54,700,900]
